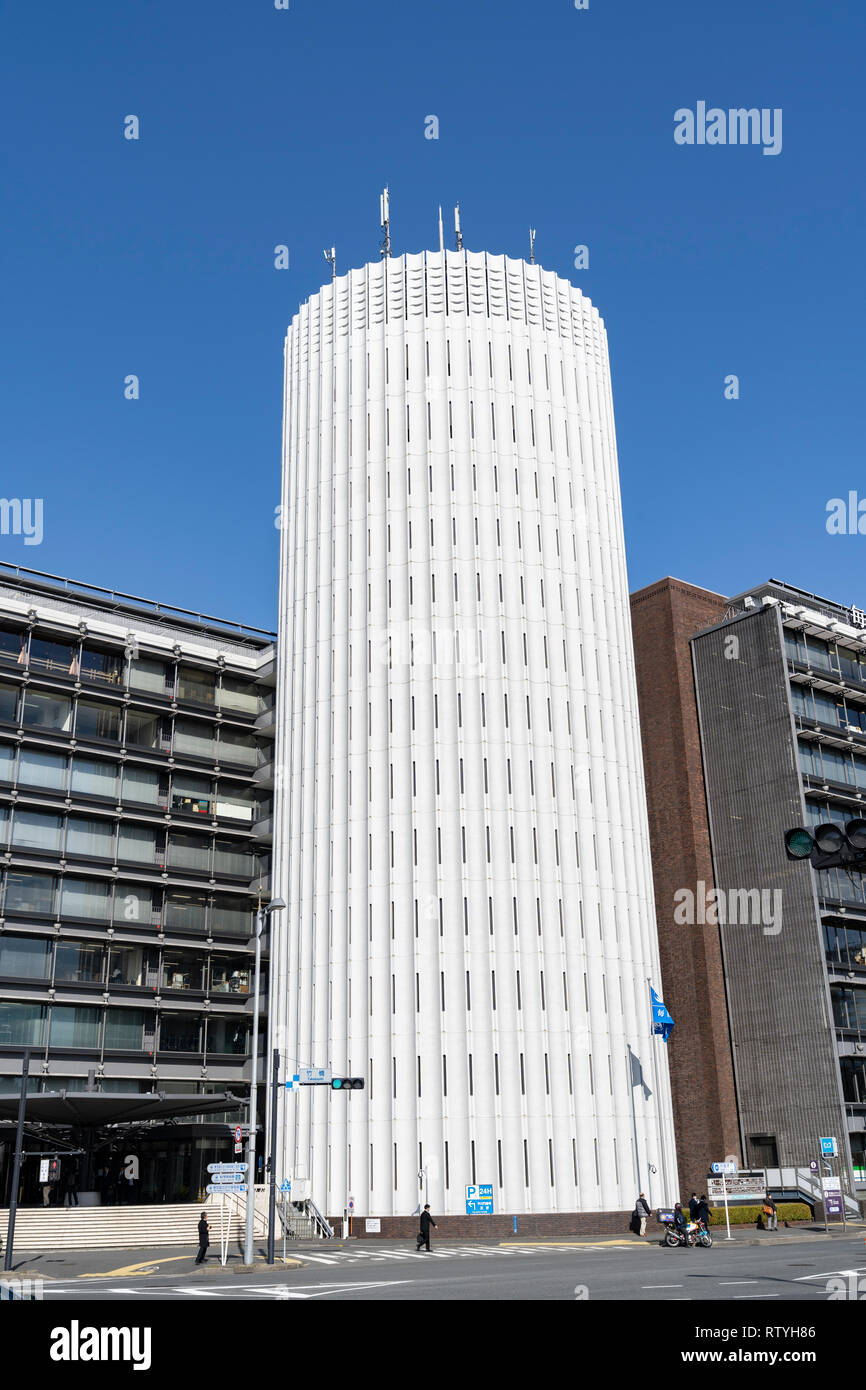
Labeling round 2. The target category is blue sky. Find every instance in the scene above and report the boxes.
[2,0,864,628]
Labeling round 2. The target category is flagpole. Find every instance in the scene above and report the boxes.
[648,977,673,1207]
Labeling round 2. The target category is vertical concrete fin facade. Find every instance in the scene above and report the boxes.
[272,250,678,1216]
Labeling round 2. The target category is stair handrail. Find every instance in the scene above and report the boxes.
[305,1197,334,1238]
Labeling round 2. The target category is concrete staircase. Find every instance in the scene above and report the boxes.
[0,1196,267,1252]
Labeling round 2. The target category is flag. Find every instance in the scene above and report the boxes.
[651,986,674,1042]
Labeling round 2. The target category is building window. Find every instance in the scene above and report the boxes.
[77,700,121,742]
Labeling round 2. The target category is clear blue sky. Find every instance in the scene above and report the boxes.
[2,0,864,628]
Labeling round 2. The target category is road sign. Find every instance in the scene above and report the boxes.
[707,1175,765,1201]
[820,1136,838,1157]
[466,1183,494,1215]
[809,1159,819,1172]
[285,1075,301,1092]
[206,1183,245,1194]
[280,1180,291,1193]
[300,1066,332,1084]
[821,1175,841,1193]
[710,1161,737,1175]
[348,1196,355,1213]
[207,1162,247,1175]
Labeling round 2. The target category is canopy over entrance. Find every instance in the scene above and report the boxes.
[0,1091,243,1127]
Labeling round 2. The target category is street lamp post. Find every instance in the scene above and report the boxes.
[244,897,285,1268]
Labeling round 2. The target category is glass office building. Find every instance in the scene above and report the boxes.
[0,564,276,1205]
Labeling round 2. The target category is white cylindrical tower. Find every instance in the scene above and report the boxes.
[270,248,678,1218]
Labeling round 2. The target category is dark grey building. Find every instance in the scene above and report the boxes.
[691,580,866,1202]
[0,562,276,1205]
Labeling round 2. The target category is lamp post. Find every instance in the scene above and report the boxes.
[244,897,285,1267]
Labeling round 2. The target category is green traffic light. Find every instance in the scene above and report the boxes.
[331,1078,343,1089]
[784,827,814,860]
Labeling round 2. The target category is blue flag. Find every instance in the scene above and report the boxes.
[651,986,674,1042]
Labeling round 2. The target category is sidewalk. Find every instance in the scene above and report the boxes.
[7,1221,864,1281]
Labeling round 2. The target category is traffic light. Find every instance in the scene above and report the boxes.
[784,819,866,870]
[331,1077,364,1091]
[47,1159,61,1184]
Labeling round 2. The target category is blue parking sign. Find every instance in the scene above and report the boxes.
[466,1183,494,1214]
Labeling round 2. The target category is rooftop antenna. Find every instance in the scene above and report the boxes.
[454,204,463,252]
[529,228,536,264]
[380,186,391,259]
[438,205,444,254]
[324,247,336,281]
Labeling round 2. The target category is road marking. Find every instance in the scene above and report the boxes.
[641,1284,682,1289]
[80,1256,191,1278]
[501,1240,643,1250]
[718,1280,760,1285]
[733,1293,780,1299]
[795,1266,866,1281]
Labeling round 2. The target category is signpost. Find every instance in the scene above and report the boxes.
[818,1138,846,1230]
[709,1161,737,1241]
[465,1183,494,1215]
[234,1125,243,1156]
[207,1158,247,1261]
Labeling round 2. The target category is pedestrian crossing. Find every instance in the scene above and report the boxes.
[291,1241,634,1267]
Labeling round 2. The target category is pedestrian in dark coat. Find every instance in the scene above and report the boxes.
[696,1196,710,1227]
[195,1211,210,1264]
[688,1193,699,1221]
[416,1204,437,1252]
[635,1193,652,1237]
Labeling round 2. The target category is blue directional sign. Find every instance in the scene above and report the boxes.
[820,1136,838,1157]
[466,1183,494,1215]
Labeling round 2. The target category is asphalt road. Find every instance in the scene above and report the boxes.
[34,1235,866,1301]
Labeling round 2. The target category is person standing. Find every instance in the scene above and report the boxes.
[66,1162,79,1208]
[763,1192,778,1231]
[195,1211,210,1264]
[635,1193,652,1237]
[416,1203,437,1252]
[688,1192,699,1222]
[696,1194,710,1229]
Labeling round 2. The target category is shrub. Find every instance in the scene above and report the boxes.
[708,1202,811,1226]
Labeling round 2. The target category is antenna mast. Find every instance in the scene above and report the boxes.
[454,204,463,252]
[529,228,536,264]
[380,187,391,259]
[323,247,336,281]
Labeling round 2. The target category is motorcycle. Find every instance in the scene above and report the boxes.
[664,1220,713,1249]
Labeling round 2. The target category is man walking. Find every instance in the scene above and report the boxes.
[416,1203,437,1252]
[195,1210,210,1264]
[763,1192,778,1231]
[635,1192,652,1238]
